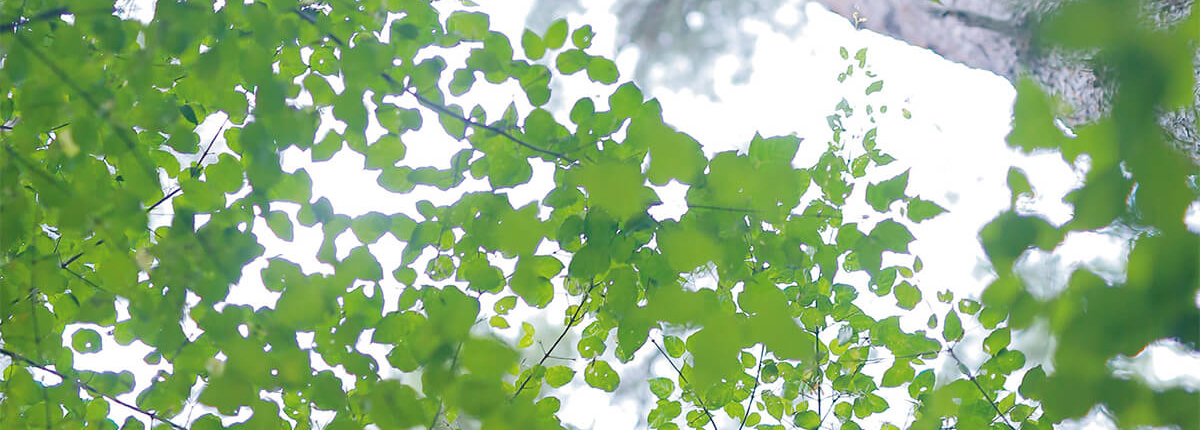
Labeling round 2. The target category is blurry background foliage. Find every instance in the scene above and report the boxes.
[0,0,1196,430]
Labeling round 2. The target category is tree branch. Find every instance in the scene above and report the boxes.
[0,347,188,430]
[0,7,71,33]
[427,342,464,430]
[651,337,719,430]
[395,82,578,163]
[511,280,597,400]
[290,7,581,164]
[950,349,1015,430]
[738,344,767,430]
[11,33,157,185]
[687,204,757,214]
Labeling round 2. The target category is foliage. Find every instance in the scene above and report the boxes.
[0,1,1195,430]
[965,0,1200,428]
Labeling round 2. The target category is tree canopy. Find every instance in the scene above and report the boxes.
[0,1,1196,430]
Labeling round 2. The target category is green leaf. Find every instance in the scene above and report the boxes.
[608,83,643,119]
[351,212,392,244]
[72,328,103,353]
[865,80,884,94]
[340,246,383,281]
[893,281,921,310]
[462,337,517,377]
[664,336,685,358]
[568,242,611,279]
[542,366,574,388]
[906,198,946,222]
[556,49,589,75]
[572,160,655,222]
[649,399,682,428]
[943,310,963,342]
[984,327,1011,355]
[265,211,294,241]
[572,25,595,49]
[518,322,536,348]
[656,220,718,273]
[866,170,909,212]
[544,19,568,49]
[425,255,456,281]
[378,166,415,193]
[364,134,406,169]
[521,29,546,60]
[512,255,563,308]
[636,108,706,186]
[648,377,674,399]
[869,220,913,253]
[908,369,935,398]
[979,212,1062,273]
[447,11,490,39]
[424,286,480,341]
[494,296,518,315]
[584,360,620,392]
[795,410,820,429]
[1007,167,1032,203]
[881,361,914,387]
[1007,78,1066,152]
[586,57,618,84]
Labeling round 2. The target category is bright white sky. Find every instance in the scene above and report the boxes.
[35,1,1199,429]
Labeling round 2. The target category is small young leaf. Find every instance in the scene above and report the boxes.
[544,19,568,49]
[546,366,575,387]
[943,310,963,342]
[648,377,674,399]
[907,198,946,222]
[521,29,546,60]
[865,80,884,94]
[585,360,620,392]
[72,329,103,353]
[572,24,594,49]
[519,322,536,348]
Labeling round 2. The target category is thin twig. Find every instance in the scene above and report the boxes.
[512,280,597,400]
[12,33,156,180]
[651,338,719,430]
[817,361,866,428]
[839,347,949,365]
[813,328,822,422]
[195,120,228,167]
[398,83,577,163]
[688,204,757,214]
[3,144,74,195]
[0,347,188,430]
[0,7,70,32]
[146,188,182,213]
[290,8,580,164]
[61,267,117,297]
[739,344,767,430]
[427,342,464,430]
[950,349,1016,430]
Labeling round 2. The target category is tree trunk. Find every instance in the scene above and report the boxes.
[811,0,1199,163]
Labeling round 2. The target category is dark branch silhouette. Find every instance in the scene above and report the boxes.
[0,347,188,430]
[512,280,597,399]
[951,349,1016,430]
[738,344,767,430]
[651,337,719,430]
